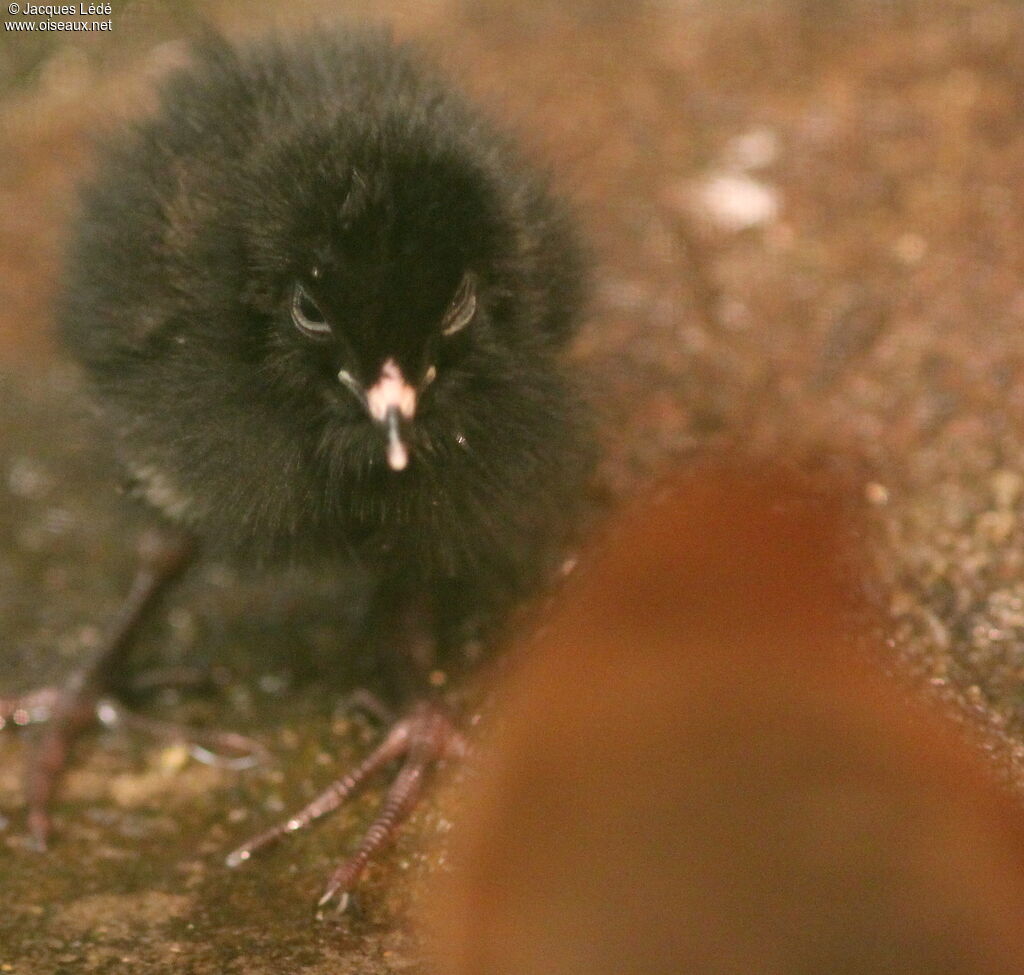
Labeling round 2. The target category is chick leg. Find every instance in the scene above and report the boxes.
[225,582,469,912]
[227,700,467,913]
[6,528,194,848]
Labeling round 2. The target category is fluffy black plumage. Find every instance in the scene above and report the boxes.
[61,29,591,627]
[29,28,595,904]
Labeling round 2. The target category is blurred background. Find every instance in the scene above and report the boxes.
[4,0,1024,971]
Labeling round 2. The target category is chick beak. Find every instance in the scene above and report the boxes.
[383,405,408,471]
[366,358,417,471]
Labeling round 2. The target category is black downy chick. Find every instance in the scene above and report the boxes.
[6,29,591,910]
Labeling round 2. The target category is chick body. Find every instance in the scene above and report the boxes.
[61,30,590,623]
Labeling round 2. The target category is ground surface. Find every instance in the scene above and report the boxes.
[3,0,1024,971]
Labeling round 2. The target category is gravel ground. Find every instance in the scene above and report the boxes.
[3,0,1024,971]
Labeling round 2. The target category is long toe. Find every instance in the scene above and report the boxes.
[226,701,467,912]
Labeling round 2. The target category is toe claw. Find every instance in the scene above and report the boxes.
[224,847,251,869]
[314,881,352,921]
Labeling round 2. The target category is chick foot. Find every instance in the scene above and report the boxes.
[226,700,468,914]
[3,528,195,847]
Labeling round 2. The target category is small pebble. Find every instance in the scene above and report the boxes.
[864,482,890,506]
[157,744,190,774]
[675,173,780,232]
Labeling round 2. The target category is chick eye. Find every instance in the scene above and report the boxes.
[291,281,332,339]
[441,272,477,337]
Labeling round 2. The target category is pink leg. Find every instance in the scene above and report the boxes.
[4,529,194,848]
[226,700,468,914]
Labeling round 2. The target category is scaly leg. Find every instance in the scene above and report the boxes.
[227,699,467,914]
[225,573,474,911]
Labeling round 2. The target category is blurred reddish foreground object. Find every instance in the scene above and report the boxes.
[424,464,1024,975]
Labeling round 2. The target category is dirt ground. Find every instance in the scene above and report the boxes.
[3,0,1024,971]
